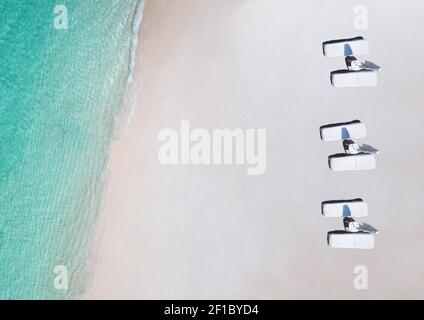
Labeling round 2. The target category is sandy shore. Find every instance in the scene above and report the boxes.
[84,0,424,299]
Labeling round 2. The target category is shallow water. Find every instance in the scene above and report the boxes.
[0,0,142,299]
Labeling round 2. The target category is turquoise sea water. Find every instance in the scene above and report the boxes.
[0,0,142,299]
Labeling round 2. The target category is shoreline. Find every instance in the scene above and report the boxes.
[0,1,143,299]
[72,0,146,299]
[83,0,151,299]
[84,0,424,299]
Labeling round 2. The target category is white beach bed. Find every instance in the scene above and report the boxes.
[322,37,369,57]
[331,70,377,87]
[328,231,374,249]
[320,120,367,142]
[322,199,368,217]
[329,153,376,171]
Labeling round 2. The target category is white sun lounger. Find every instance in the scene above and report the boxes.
[322,37,369,57]
[322,199,368,217]
[320,120,367,142]
[329,153,376,171]
[331,70,377,87]
[328,231,374,249]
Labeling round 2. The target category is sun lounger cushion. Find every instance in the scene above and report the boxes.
[328,153,376,171]
[331,70,377,87]
[328,231,374,249]
[322,37,369,57]
[320,120,366,141]
[322,199,368,217]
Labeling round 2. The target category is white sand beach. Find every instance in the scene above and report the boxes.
[84,0,424,299]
